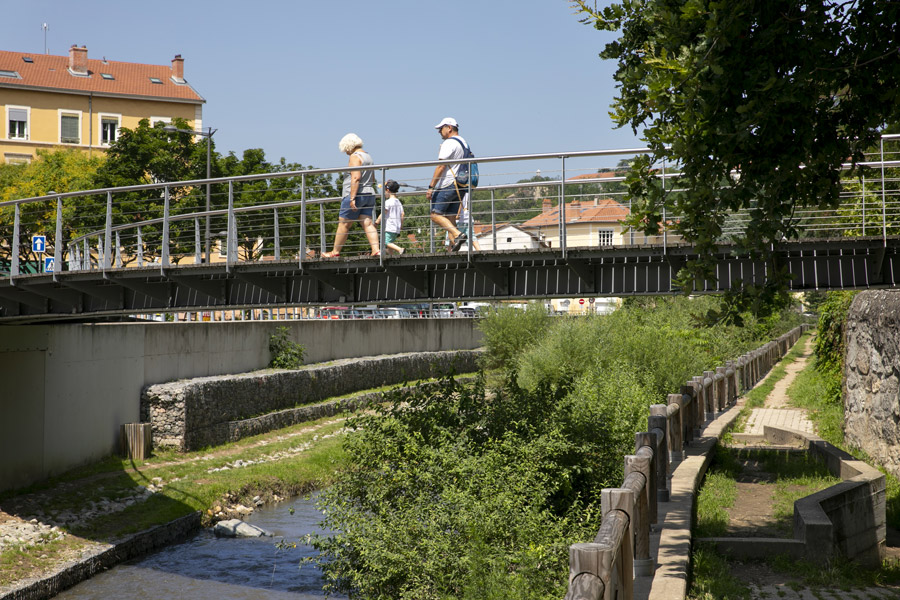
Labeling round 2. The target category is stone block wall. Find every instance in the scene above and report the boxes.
[142,350,480,451]
[844,290,900,478]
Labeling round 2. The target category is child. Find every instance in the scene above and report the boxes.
[375,179,405,255]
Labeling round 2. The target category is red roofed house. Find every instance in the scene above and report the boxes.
[1,45,205,164]
[520,172,680,247]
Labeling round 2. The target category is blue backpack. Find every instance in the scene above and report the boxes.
[451,137,479,188]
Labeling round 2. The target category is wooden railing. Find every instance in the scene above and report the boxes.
[563,325,809,600]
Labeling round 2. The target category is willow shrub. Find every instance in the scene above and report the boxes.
[308,367,653,600]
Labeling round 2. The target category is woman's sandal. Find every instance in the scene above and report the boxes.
[370,250,381,257]
[322,251,340,258]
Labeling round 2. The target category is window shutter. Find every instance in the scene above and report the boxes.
[61,115,79,142]
[8,108,27,122]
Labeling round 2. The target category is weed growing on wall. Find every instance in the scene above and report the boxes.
[268,326,305,369]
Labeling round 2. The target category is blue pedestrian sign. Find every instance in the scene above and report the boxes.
[44,256,55,273]
[32,235,47,253]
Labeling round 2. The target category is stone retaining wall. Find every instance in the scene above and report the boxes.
[1,512,200,600]
[844,290,900,479]
[142,350,481,451]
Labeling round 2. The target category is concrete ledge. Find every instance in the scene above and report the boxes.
[0,512,201,600]
[697,537,806,560]
[710,425,887,568]
[647,401,745,600]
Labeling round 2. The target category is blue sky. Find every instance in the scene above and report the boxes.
[5,0,643,174]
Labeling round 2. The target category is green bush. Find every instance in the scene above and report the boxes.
[268,326,305,369]
[307,368,653,600]
[476,303,550,370]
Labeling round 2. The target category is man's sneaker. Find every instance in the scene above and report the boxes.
[451,233,468,252]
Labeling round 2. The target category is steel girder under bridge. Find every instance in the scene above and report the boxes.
[0,238,896,323]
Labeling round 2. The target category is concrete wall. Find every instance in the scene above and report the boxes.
[0,319,482,492]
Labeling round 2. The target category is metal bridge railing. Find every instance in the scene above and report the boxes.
[2,136,899,280]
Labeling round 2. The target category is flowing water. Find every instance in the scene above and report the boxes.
[55,494,343,599]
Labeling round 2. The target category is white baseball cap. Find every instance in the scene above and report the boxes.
[434,117,459,129]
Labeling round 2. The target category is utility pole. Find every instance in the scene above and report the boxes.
[42,23,49,54]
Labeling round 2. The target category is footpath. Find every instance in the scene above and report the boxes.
[725,335,898,600]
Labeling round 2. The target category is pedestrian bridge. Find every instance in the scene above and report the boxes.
[1,142,898,322]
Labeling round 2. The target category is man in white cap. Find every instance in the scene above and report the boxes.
[425,117,469,250]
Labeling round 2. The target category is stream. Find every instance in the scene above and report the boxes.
[54,494,343,599]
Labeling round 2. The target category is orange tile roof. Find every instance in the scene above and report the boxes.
[521,198,630,228]
[567,172,618,181]
[0,49,204,103]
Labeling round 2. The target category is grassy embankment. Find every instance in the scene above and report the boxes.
[0,412,349,587]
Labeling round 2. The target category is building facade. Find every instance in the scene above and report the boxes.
[1,45,205,164]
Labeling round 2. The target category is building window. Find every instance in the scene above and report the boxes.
[4,153,32,165]
[151,117,171,127]
[100,116,119,145]
[60,112,80,144]
[598,229,614,246]
[8,107,28,139]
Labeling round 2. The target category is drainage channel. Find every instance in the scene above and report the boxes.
[55,494,342,599]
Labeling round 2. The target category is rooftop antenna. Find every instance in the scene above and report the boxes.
[42,23,49,54]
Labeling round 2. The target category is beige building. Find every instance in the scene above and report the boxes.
[1,45,205,164]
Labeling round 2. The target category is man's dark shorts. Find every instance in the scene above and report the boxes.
[430,186,461,217]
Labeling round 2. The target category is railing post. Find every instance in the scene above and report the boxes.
[634,433,658,521]
[11,204,19,280]
[682,383,701,439]
[226,180,235,273]
[703,370,716,414]
[318,200,326,254]
[103,191,112,271]
[82,238,89,270]
[716,367,728,410]
[666,393,684,462]
[298,174,307,265]
[137,227,144,267]
[648,410,669,501]
[115,231,122,268]
[54,196,63,279]
[881,137,887,246]
[625,453,653,577]
[161,186,170,273]
[194,218,201,264]
[273,206,281,261]
[601,489,634,599]
[380,167,386,266]
[490,188,497,249]
[560,155,567,258]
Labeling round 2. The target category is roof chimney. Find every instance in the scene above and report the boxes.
[69,45,88,74]
[542,198,552,212]
[171,54,184,82]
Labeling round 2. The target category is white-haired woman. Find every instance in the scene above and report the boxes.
[322,133,380,257]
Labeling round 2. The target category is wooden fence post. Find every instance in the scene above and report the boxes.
[602,488,634,600]
[648,410,669,502]
[625,453,654,577]
[666,394,684,462]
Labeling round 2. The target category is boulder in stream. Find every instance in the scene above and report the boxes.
[213,519,272,538]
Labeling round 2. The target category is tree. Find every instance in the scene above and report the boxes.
[572,0,900,313]
[217,150,337,261]
[89,117,212,264]
[0,149,103,273]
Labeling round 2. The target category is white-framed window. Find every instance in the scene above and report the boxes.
[598,229,614,246]
[4,152,32,165]
[7,106,29,140]
[99,113,121,145]
[59,110,81,144]
[150,116,171,127]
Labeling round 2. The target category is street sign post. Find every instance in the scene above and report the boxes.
[32,235,46,253]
